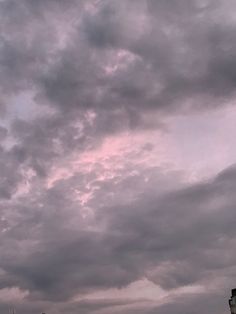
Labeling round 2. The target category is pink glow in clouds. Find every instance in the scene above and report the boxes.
[1,1,236,314]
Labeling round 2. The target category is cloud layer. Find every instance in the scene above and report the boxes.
[1,0,236,313]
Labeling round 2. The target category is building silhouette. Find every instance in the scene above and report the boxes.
[229,289,236,313]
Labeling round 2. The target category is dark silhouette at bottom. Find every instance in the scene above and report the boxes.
[229,289,236,313]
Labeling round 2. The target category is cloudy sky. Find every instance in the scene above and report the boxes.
[1,0,236,313]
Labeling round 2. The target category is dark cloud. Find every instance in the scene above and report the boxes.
[0,126,7,141]
[0,163,235,311]
[0,1,236,313]
[80,0,236,115]
[0,0,235,190]
[2,0,236,129]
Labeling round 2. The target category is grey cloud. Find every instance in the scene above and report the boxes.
[0,0,236,172]
[0,1,236,313]
[140,291,228,314]
[82,0,236,114]
[98,291,229,314]
[0,126,7,141]
[1,164,236,303]
[94,164,236,290]
[2,0,236,132]
[24,0,236,141]
[0,146,24,199]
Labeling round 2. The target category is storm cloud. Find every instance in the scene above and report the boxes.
[0,0,236,313]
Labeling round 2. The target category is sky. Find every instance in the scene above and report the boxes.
[1,0,236,313]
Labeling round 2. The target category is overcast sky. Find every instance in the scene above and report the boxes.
[1,0,236,313]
